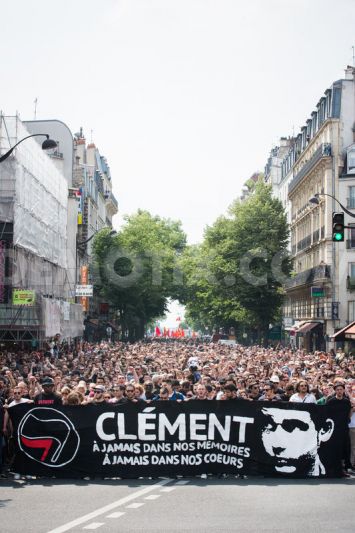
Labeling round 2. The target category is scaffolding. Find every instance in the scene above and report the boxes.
[0,114,84,346]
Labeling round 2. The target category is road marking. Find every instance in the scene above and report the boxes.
[160,487,176,493]
[144,494,160,500]
[126,502,144,509]
[106,512,125,519]
[46,479,172,533]
[175,480,190,485]
[82,524,104,530]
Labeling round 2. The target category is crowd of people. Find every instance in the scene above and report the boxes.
[0,339,354,477]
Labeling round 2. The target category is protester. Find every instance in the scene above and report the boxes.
[289,380,317,404]
[34,377,62,406]
[0,338,355,477]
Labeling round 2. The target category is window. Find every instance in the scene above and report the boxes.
[349,263,355,277]
[348,301,355,322]
[347,148,355,175]
[347,226,355,249]
[348,187,355,208]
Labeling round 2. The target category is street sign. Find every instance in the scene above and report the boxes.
[311,286,325,298]
[12,289,35,305]
[75,285,93,296]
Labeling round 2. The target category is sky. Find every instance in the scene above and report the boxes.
[1,0,355,325]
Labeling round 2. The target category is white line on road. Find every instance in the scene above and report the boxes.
[82,524,104,530]
[126,502,144,509]
[160,487,176,493]
[106,512,125,519]
[175,480,190,485]
[46,479,172,533]
[144,494,160,500]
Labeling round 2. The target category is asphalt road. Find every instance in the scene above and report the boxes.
[1,476,355,533]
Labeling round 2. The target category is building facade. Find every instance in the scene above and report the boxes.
[279,66,355,350]
[0,114,84,346]
[72,129,118,335]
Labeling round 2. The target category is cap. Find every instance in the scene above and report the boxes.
[94,384,105,392]
[42,377,55,386]
[270,375,280,383]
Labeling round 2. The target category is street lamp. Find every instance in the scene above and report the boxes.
[0,134,57,163]
[77,228,116,250]
[309,192,355,219]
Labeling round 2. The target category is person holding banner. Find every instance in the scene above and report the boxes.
[34,377,62,406]
[326,383,353,476]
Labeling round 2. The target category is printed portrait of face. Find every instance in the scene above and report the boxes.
[260,407,334,476]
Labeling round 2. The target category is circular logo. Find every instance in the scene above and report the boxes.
[18,407,80,468]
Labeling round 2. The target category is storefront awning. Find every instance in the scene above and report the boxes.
[331,321,355,341]
[297,321,322,334]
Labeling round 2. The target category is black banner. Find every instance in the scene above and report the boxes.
[9,400,348,478]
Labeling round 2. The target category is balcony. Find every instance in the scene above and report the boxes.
[288,143,331,195]
[297,235,312,252]
[104,191,118,217]
[104,191,118,208]
[288,300,337,320]
[312,229,319,242]
[284,264,331,290]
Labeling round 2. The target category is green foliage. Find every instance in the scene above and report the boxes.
[92,211,186,341]
[181,182,291,343]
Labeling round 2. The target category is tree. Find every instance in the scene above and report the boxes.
[225,182,291,341]
[92,211,186,341]
[181,182,291,343]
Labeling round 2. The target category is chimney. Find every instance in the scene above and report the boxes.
[86,143,96,166]
[344,65,355,80]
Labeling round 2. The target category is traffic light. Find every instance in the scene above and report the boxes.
[332,212,344,242]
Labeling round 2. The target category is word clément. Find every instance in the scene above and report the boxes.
[96,407,254,443]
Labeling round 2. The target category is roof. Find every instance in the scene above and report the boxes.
[297,322,322,334]
[331,322,355,341]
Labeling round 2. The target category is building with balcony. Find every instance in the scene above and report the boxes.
[281,66,355,350]
[25,122,118,286]
[72,129,118,329]
[264,137,295,225]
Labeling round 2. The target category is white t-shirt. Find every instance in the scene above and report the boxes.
[289,392,317,404]
[349,411,355,429]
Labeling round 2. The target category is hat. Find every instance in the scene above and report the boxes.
[94,384,105,392]
[42,377,55,386]
[270,375,280,383]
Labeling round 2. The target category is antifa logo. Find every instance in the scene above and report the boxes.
[18,408,80,468]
